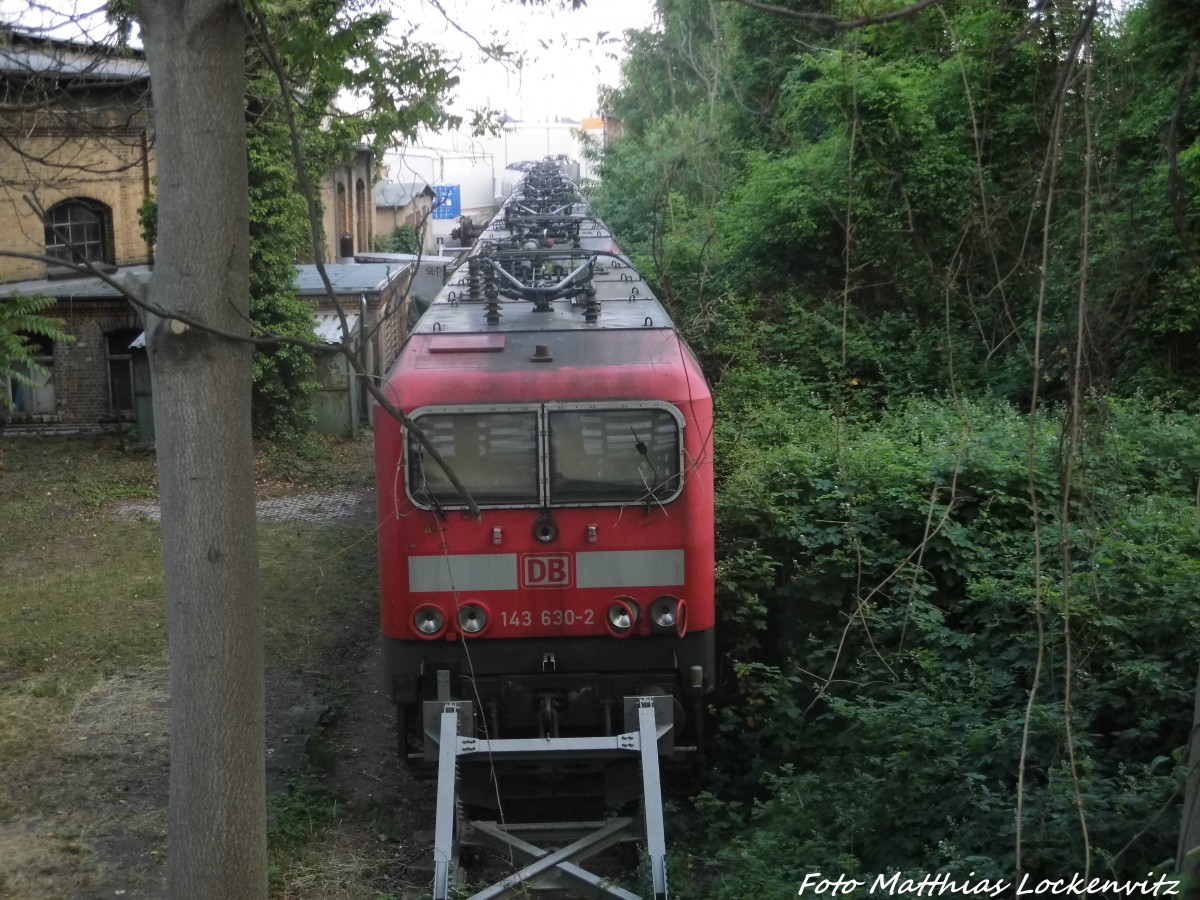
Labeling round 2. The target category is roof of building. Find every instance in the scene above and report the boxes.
[0,31,149,83]
[0,265,150,299]
[0,263,409,299]
[293,263,409,295]
[374,181,435,209]
[354,251,456,265]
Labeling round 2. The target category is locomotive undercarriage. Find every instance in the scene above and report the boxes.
[425,693,673,900]
[388,633,700,898]
[386,630,713,777]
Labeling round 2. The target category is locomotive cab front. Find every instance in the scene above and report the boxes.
[374,168,714,787]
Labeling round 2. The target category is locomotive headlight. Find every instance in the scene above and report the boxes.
[649,595,681,632]
[457,603,489,636]
[413,604,446,639]
[605,596,638,637]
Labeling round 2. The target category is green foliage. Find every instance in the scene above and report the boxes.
[697,387,1198,887]
[249,0,460,168]
[0,295,72,411]
[233,0,462,438]
[373,223,420,254]
[593,0,1200,887]
[136,195,157,247]
[245,120,319,439]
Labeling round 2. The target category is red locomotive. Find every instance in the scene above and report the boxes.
[375,160,714,767]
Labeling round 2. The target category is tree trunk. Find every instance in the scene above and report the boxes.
[1181,662,1200,899]
[135,2,266,897]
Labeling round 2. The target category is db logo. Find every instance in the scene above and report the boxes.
[521,554,572,588]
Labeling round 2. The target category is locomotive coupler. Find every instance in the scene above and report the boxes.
[539,695,560,739]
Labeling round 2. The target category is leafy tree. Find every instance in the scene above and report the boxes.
[374,222,421,253]
[593,0,1200,890]
[134,0,265,894]
[0,295,71,412]
[83,0,468,892]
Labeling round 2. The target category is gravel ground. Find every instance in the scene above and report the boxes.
[111,488,375,528]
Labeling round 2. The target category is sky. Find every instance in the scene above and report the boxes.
[0,0,658,123]
[401,0,657,122]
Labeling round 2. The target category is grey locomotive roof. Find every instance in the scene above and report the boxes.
[414,267,671,334]
[413,202,676,335]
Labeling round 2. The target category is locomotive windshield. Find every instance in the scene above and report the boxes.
[406,404,683,509]
[407,411,539,506]
[549,409,680,504]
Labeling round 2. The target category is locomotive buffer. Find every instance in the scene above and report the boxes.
[426,681,672,900]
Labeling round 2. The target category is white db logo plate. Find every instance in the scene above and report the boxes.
[521,554,572,588]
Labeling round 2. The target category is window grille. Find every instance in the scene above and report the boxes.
[44,199,112,265]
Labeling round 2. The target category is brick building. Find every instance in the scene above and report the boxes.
[321,148,376,262]
[0,264,413,434]
[374,181,435,250]
[0,30,403,433]
[0,32,153,426]
[0,32,154,284]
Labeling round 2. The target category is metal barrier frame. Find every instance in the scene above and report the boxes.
[429,695,671,900]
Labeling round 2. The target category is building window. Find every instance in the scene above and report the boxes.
[336,181,349,255]
[7,333,56,415]
[44,198,114,265]
[355,178,368,253]
[105,328,141,416]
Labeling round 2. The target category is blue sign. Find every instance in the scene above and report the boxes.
[432,185,461,219]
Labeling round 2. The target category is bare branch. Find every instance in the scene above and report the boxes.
[243,0,481,520]
[719,0,941,32]
[7,199,346,358]
[424,0,518,66]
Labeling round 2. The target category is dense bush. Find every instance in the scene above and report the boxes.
[592,1,1200,891]
[687,386,1198,892]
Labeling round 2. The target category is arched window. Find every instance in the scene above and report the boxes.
[336,181,350,254]
[44,198,114,265]
[355,178,368,253]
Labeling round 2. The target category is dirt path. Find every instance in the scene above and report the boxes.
[1,488,440,899]
[298,640,438,898]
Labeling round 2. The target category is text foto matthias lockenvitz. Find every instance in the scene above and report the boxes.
[797,871,1182,897]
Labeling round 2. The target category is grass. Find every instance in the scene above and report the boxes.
[0,431,378,897]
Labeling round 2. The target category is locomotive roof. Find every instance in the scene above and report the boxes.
[412,202,675,337]
[386,187,710,404]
